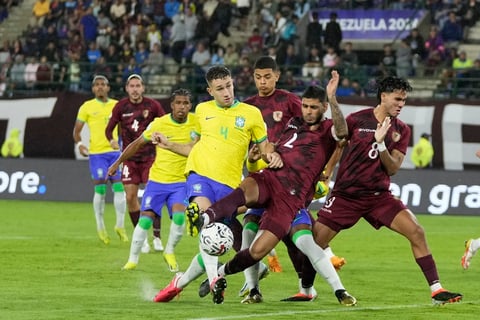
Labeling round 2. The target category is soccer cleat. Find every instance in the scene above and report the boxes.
[199,278,210,298]
[431,289,463,305]
[97,229,110,245]
[185,202,204,237]
[141,239,150,253]
[241,287,263,304]
[335,289,357,306]
[461,239,475,270]
[238,263,270,297]
[163,253,179,272]
[211,277,227,304]
[153,237,164,251]
[153,272,183,302]
[331,255,346,271]
[267,254,283,272]
[280,293,313,302]
[114,227,129,242]
[122,261,137,270]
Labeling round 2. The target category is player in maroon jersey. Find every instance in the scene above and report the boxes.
[313,76,462,305]
[186,71,357,305]
[105,74,166,253]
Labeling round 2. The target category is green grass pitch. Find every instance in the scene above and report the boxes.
[1,199,479,320]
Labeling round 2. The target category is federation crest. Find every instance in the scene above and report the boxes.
[392,131,401,142]
[193,183,202,193]
[143,109,150,118]
[235,116,246,128]
[273,111,283,122]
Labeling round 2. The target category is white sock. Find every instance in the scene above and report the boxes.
[324,246,334,258]
[165,213,185,254]
[93,192,106,231]
[128,225,148,264]
[241,226,258,289]
[200,245,220,285]
[295,233,344,292]
[269,248,277,257]
[177,254,206,289]
[471,238,480,253]
[113,191,126,228]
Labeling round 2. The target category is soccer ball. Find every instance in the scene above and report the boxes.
[199,223,234,256]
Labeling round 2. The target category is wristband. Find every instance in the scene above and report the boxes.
[76,141,84,148]
[377,141,386,152]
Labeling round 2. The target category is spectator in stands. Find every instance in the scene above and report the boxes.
[0,40,11,65]
[424,26,445,75]
[134,40,149,70]
[305,11,323,56]
[236,0,251,31]
[211,0,232,37]
[183,6,198,42]
[36,55,53,91]
[324,11,342,54]
[336,77,356,97]
[96,10,114,51]
[466,59,480,98]
[396,39,413,78]
[302,46,322,78]
[223,43,239,67]
[67,51,82,91]
[234,56,254,98]
[105,43,120,65]
[179,0,196,15]
[110,0,127,25]
[191,41,211,74]
[142,42,164,79]
[10,39,24,63]
[45,0,65,27]
[146,23,162,51]
[340,41,359,69]
[86,42,102,65]
[170,14,187,64]
[452,50,474,95]
[460,0,480,30]
[351,79,366,97]
[441,11,463,49]
[10,55,26,91]
[92,56,112,80]
[377,43,396,77]
[403,27,426,73]
[294,0,310,17]
[80,6,98,44]
[247,27,264,51]
[322,45,338,76]
[31,0,51,28]
[122,57,141,81]
[278,43,302,75]
[246,43,263,68]
[0,57,11,97]
[210,45,225,65]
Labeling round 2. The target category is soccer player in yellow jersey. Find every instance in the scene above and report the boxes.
[107,89,197,272]
[152,65,282,304]
[73,75,128,245]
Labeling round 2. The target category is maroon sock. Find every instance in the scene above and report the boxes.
[129,210,140,226]
[153,216,161,238]
[204,188,246,222]
[224,249,260,275]
[416,254,439,285]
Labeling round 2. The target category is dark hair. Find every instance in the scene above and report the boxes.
[171,88,192,101]
[302,85,327,102]
[253,56,279,71]
[376,76,413,103]
[205,65,231,84]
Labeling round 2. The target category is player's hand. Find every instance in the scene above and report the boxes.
[110,139,120,150]
[78,145,89,157]
[107,163,119,177]
[264,152,283,168]
[151,132,171,149]
[248,145,261,163]
[326,70,340,98]
[375,116,391,143]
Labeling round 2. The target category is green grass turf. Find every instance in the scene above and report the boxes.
[1,199,479,320]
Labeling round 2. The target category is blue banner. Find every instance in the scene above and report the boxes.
[314,9,427,40]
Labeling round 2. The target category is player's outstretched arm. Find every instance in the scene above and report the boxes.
[326,70,348,140]
[152,132,198,156]
[107,135,145,176]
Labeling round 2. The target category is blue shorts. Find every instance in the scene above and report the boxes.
[185,172,233,203]
[141,181,187,218]
[89,152,121,181]
[245,208,312,229]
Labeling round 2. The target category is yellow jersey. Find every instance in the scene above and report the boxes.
[186,100,267,188]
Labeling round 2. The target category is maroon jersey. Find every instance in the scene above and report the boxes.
[273,117,337,203]
[244,89,302,142]
[106,96,165,162]
[333,108,410,197]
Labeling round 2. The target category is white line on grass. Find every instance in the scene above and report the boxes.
[188,303,436,320]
